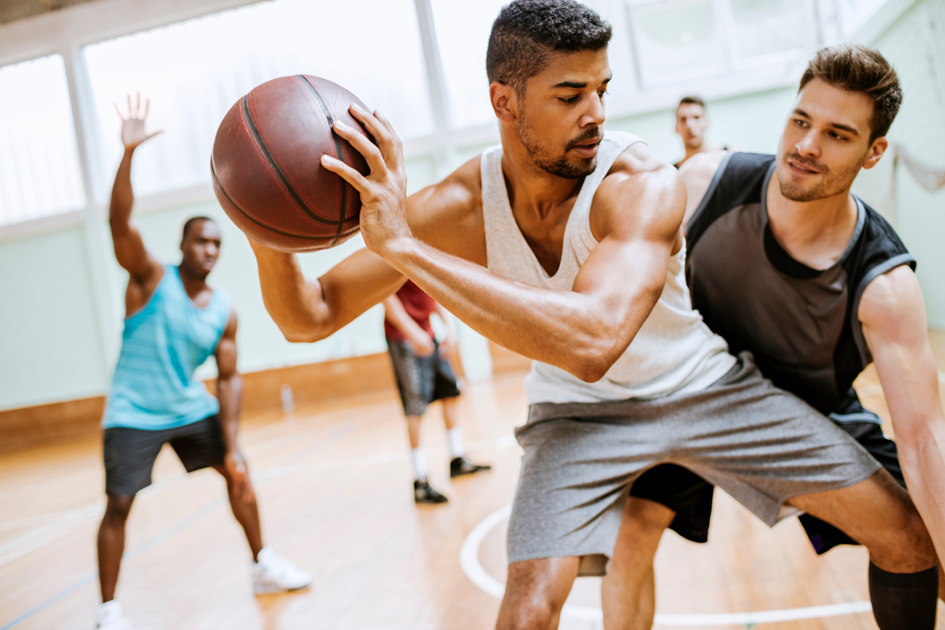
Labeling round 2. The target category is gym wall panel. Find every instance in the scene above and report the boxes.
[0,226,107,409]
[856,0,945,328]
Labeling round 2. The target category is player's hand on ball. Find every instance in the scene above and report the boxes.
[322,105,410,257]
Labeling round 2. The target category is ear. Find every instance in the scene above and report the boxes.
[490,82,517,123]
[862,136,889,170]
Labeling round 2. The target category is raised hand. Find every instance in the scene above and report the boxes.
[114,92,162,150]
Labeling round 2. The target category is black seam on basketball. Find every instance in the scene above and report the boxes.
[240,94,343,229]
[211,157,332,242]
[298,75,350,246]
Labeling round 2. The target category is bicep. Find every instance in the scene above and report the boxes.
[860,267,941,436]
[112,221,163,283]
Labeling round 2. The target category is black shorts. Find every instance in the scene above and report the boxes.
[386,339,461,417]
[630,406,902,552]
[103,415,225,497]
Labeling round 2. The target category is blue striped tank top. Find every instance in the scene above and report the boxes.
[102,265,230,430]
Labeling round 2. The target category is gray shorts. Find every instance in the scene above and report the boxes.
[507,353,881,576]
[387,339,461,416]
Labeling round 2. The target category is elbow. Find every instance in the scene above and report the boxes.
[568,341,623,383]
[277,320,332,344]
[280,327,321,344]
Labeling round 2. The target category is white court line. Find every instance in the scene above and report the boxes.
[459,504,874,626]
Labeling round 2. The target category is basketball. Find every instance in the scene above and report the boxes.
[210,75,370,252]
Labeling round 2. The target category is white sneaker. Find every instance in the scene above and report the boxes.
[252,547,312,594]
[96,601,132,630]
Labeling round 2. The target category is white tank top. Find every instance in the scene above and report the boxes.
[481,130,735,404]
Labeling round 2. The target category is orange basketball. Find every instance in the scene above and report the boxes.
[211,75,370,252]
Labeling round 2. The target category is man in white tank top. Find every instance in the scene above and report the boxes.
[245,2,938,628]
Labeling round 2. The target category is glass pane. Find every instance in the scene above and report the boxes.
[629,0,726,87]
[84,0,432,202]
[729,0,815,60]
[835,0,888,37]
[431,0,507,129]
[432,0,637,129]
[0,55,85,226]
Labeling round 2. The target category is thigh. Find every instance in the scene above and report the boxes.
[387,341,428,416]
[787,468,920,550]
[103,427,167,496]
[168,416,226,472]
[509,415,660,576]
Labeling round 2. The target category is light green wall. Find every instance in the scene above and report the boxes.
[866,0,945,328]
[0,226,109,407]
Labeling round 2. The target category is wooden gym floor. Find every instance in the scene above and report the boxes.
[2,332,945,630]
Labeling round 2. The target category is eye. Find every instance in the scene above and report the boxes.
[559,95,579,104]
[828,131,847,141]
[793,118,809,128]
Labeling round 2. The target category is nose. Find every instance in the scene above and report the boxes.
[582,92,605,127]
[795,130,820,158]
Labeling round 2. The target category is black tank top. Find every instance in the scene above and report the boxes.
[686,152,916,416]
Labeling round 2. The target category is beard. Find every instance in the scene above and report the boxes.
[518,118,600,179]
[776,150,865,202]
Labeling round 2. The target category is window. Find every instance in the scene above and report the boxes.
[0,55,85,227]
[624,0,818,89]
[84,0,432,202]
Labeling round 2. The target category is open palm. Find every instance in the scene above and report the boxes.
[115,93,162,150]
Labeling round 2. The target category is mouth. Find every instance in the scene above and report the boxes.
[569,137,601,158]
[786,156,823,175]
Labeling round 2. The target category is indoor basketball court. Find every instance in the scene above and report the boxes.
[1,0,944,629]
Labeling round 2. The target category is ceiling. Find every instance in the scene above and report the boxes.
[0,0,102,26]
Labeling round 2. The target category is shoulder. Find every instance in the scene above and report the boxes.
[592,142,685,241]
[407,155,485,262]
[678,149,728,184]
[859,265,922,331]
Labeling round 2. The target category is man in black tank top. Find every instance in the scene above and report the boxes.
[618,44,945,629]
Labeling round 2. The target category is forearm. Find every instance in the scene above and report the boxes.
[250,242,403,343]
[216,374,244,453]
[109,148,136,231]
[383,296,429,341]
[898,421,945,560]
[382,237,653,381]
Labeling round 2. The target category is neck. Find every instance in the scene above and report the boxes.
[499,137,584,220]
[765,172,858,269]
[177,264,210,297]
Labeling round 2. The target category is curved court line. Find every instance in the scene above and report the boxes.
[459,504,874,626]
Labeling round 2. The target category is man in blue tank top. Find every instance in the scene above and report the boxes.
[615,44,945,629]
[95,96,310,630]
[241,3,938,628]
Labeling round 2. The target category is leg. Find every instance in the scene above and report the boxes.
[497,557,580,630]
[788,470,938,629]
[97,494,135,602]
[602,497,675,630]
[405,414,423,451]
[213,463,263,560]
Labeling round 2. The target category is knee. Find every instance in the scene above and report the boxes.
[103,496,134,524]
[624,498,675,540]
[498,597,558,630]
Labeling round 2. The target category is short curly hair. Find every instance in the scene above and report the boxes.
[486,0,612,95]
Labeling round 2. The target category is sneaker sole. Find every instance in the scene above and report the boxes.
[253,582,312,595]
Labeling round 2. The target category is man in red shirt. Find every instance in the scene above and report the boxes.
[383,281,491,503]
